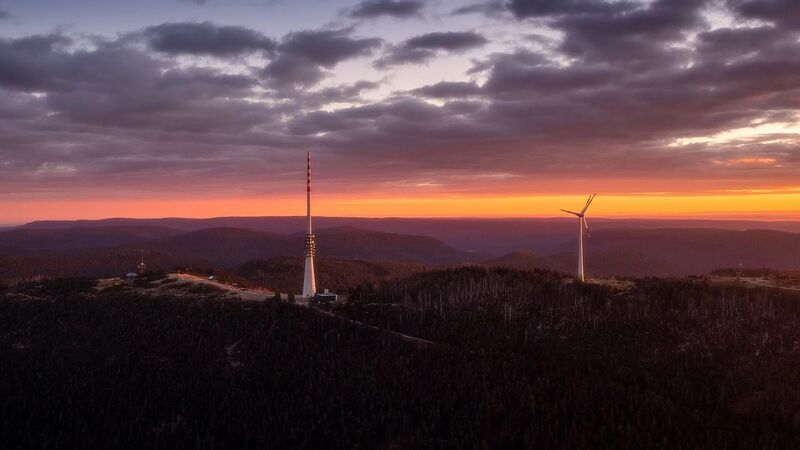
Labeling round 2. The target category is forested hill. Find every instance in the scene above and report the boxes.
[3,270,800,448]
[0,225,181,251]
[237,256,424,294]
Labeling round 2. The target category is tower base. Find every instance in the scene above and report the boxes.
[302,256,316,298]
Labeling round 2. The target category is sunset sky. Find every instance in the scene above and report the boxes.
[1,0,799,224]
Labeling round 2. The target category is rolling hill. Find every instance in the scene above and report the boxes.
[483,228,800,277]
[4,220,800,280]
[482,251,563,272]
[19,216,800,255]
[0,225,181,252]
[0,225,476,281]
[554,228,800,276]
[148,226,478,268]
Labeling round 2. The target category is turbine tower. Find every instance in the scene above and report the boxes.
[302,151,317,298]
[561,194,596,282]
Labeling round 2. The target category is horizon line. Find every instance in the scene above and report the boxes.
[6,213,800,228]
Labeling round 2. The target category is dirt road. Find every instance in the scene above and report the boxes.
[172,273,276,302]
[711,276,800,293]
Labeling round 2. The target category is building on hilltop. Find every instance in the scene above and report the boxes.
[137,250,147,275]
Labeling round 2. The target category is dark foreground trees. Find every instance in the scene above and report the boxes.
[2,268,800,449]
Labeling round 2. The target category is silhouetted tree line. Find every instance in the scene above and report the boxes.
[2,268,800,448]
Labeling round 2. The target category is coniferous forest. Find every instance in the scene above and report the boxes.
[3,268,800,449]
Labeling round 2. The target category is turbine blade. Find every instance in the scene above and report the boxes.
[583,217,590,238]
[560,209,581,217]
[581,193,596,214]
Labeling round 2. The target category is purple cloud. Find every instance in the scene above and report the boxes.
[349,0,425,19]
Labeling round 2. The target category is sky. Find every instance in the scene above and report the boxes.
[0,0,799,223]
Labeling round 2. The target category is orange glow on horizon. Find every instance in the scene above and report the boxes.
[2,192,799,224]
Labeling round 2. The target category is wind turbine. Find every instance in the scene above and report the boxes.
[561,194,596,282]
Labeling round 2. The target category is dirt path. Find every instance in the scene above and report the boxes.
[172,273,275,302]
[711,276,800,293]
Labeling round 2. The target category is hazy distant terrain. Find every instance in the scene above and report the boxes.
[489,228,800,277]
[0,225,181,251]
[20,216,800,255]
[2,217,800,281]
[0,224,469,282]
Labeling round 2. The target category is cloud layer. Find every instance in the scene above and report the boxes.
[143,22,276,56]
[376,31,488,67]
[0,0,799,204]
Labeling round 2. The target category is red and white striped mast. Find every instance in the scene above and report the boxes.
[302,151,317,298]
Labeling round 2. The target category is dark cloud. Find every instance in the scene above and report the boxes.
[376,31,488,67]
[278,28,382,66]
[483,60,621,97]
[467,49,545,74]
[696,26,789,61]
[262,55,327,90]
[552,0,709,70]
[348,0,424,19]
[728,0,800,29]
[450,1,506,17]
[507,0,630,18]
[555,0,707,42]
[263,28,381,89]
[142,22,275,57]
[0,34,72,90]
[405,31,489,50]
[374,46,433,66]
[410,81,481,98]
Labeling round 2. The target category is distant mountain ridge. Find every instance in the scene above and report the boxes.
[19,216,800,256]
[0,225,477,280]
[0,225,181,252]
[4,220,800,280]
[146,226,479,268]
